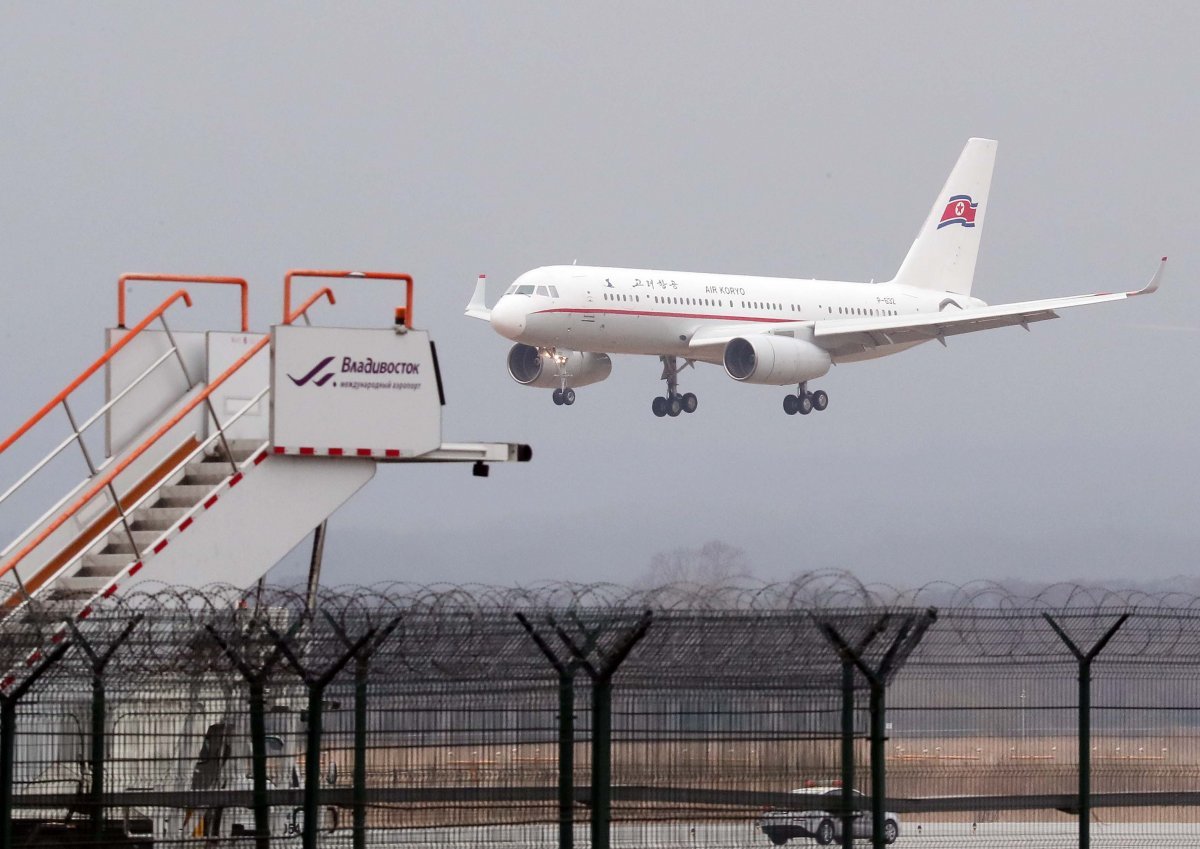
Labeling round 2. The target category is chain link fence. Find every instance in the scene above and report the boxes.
[2,573,1199,849]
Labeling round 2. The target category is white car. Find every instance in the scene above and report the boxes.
[759,786,899,845]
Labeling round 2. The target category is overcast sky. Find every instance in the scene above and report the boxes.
[1,3,1197,591]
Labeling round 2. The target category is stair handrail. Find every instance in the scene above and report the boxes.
[9,386,273,614]
[285,287,338,325]
[0,290,193,459]
[0,287,338,584]
[283,270,412,328]
[119,274,250,332]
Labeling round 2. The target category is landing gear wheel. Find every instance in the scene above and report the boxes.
[811,389,829,411]
[797,394,814,415]
[667,396,683,417]
[681,392,698,414]
[815,819,835,845]
[552,389,564,406]
[562,387,576,406]
[883,819,899,845]
[783,394,798,415]
[652,396,668,417]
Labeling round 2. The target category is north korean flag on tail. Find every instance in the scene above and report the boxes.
[937,194,978,229]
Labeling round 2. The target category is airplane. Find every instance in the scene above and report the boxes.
[466,138,1164,417]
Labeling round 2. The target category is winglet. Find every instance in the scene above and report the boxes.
[465,274,491,320]
[1134,256,1167,296]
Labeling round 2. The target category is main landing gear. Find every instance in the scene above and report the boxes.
[545,348,577,406]
[652,356,698,418]
[783,383,829,416]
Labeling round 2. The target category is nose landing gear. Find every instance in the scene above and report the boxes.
[783,383,829,416]
[552,387,576,406]
[652,356,698,418]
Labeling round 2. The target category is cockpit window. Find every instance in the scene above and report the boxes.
[535,286,549,296]
[515,285,535,295]
[504,285,516,295]
[548,285,560,298]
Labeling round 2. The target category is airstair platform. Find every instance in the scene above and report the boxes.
[0,270,528,629]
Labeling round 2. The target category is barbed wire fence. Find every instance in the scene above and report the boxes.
[2,573,1200,848]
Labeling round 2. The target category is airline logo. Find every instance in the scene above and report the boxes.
[288,356,336,387]
[287,354,423,389]
[937,194,978,229]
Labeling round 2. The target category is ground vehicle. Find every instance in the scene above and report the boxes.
[759,787,899,845]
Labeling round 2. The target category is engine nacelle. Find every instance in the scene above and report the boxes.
[507,344,612,389]
[723,335,831,385]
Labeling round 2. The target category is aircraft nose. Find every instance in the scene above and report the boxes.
[490,296,526,340]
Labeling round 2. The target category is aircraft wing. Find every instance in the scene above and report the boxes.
[689,258,1165,361]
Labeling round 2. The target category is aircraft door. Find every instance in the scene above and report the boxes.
[573,273,598,343]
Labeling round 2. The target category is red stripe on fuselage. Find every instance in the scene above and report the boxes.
[531,308,792,323]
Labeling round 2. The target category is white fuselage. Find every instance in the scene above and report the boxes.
[489,266,986,364]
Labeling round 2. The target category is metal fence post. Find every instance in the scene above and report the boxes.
[90,670,106,841]
[553,611,653,849]
[69,616,141,844]
[303,684,325,849]
[205,620,302,849]
[1044,613,1129,849]
[353,656,368,849]
[0,640,72,849]
[840,660,855,849]
[269,622,375,849]
[517,613,599,849]
[868,683,886,848]
[0,699,14,849]
[817,610,937,849]
[324,612,401,849]
[248,679,269,849]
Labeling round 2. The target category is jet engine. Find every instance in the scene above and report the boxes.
[507,344,612,388]
[723,335,831,385]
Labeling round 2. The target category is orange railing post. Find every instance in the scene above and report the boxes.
[119,274,249,331]
[283,270,413,328]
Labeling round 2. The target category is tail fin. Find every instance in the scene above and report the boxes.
[888,138,997,296]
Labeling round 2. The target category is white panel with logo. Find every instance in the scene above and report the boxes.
[270,325,442,458]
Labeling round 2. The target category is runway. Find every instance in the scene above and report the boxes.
[351,820,1200,848]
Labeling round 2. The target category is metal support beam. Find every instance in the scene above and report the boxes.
[1044,613,1129,849]
[306,521,328,616]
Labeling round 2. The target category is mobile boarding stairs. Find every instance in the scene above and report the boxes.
[0,270,529,631]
